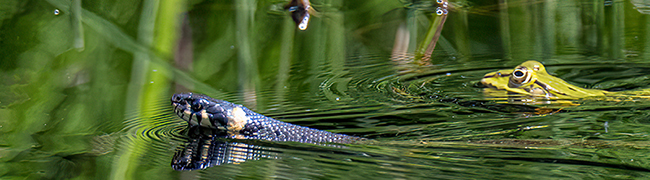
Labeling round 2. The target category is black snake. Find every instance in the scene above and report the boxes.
[171,93,362,144]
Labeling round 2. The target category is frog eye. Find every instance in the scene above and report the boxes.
[513,69,525,79]
[509,67,532,87]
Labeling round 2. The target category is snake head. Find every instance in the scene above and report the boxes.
[171,93,229,130]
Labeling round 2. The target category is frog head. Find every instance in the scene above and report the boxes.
[481,60,607,99]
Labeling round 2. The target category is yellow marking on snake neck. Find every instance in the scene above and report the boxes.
[227,107,248,134]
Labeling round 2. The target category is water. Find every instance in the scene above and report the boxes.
[2,0,650,179]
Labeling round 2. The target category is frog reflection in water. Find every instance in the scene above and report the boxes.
[480,60,650,102]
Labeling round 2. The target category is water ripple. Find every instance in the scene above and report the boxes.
[118,97,189,158]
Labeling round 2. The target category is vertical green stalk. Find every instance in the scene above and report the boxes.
[276,18,296,102]
[235,0,259,108]
[114,0,159,179]
[71,0,84,51]
[406,9,419,54]
[327,0,345,67]
[452,8,470,60]
[646,16,650,59]
[611,1,624,59]
[542,0,556,57]
[306,6,325,97]
[143,0,183,119]
[583,0,606,56]
[415,14,446,61]
[123,0,157,118]
[595,0,605,55]
[113,0,182,179]
[498,0,512,60]
[508,0,535,60]
[324,0,348,101]
[531,2,542,59]
[580,0,597,54]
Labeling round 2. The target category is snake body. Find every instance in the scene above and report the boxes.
[171,93,361,144]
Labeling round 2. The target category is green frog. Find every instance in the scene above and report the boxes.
[479,60,648,101]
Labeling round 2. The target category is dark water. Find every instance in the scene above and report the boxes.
[2,0,650,179]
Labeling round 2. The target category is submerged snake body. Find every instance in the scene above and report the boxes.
[171,93,361,144]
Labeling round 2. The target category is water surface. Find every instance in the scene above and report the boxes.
[1,0,650,179]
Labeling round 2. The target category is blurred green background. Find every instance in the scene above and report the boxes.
[2,0,650,179]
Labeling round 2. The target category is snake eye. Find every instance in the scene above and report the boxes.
[191,99,204,112]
